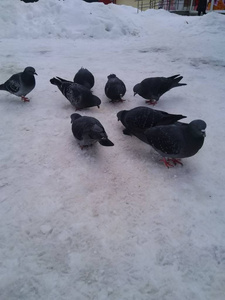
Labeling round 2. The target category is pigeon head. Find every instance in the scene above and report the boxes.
[91,95,101,108]
[189,119,207,138]
[107,74,116,79]
[117,110,127,122]
[70,113,82,124]
[24,66,37,76]
[133,83,141,96]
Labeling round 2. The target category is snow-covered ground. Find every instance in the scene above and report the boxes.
[0,0,225,299]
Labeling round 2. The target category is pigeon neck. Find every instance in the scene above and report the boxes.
[21,72,35,85]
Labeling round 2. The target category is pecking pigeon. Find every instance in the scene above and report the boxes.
[70,113,114,149]
[133,74,187,105]
[144,119,206,167]
[73,68,95,89]
[50,77,101,110]
[117,106,186,143]
[0,66,37,102]
[105,74,126,102]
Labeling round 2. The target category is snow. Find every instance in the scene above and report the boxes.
[0,0,225,299]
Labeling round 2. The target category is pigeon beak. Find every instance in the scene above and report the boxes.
[34,72,38,75]
[134,92,137,96]
[202,130,206,137]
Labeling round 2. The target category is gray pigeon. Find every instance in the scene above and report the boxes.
[50,77,101,110]
[117,106,186,143]
[105,74,126,102]
[74,68,95,89]
[133,74,187,105]
[0,66,37,102]
[71,113,114,149]
[144,119,206,167]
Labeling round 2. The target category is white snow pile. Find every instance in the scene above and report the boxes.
[0,0,142,39]
[1,0,224,40]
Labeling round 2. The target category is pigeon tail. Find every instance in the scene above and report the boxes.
[0,84,6,91]
[170,75,187,88]
[98,139,114,147]
[56,76,72,83]
[50,77,62,87]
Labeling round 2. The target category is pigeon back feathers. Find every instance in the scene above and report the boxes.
[105,74,126,102]
[144,119,206,163]
[50,77,101,110]
[117,106,186,143]
[133,74,186,104]
[0,66,37,101]
[74,68,95,89]
[70,114,114,148]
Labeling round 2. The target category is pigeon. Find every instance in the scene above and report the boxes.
[144,119,206,167]
[117,106,186,143]
[50,77,101,110]
[105,74,126,102]
[133,74,187,105]
[70,113,114,149]
[73,68,95,89]
[0,66,37,102]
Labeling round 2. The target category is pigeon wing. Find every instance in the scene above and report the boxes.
[5,74,21,94]
[71,122,84,140]
[145,126,181,155]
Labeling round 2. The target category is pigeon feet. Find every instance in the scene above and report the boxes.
[160,158,183,168]
[146,100,157,106]
[110,99,125,103]
[160,158,174,168]
[168,158,183,166]
[21,96,30,102]
[80,145,93,150]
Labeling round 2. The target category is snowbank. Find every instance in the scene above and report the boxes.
[0,0,143,39]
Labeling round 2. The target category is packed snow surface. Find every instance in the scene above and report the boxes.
[0,0,225,299]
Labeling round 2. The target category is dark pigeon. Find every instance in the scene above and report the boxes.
[50,77,101,110]
[73,68,95,89]
[105,74,126,102]
[144,119,206,167]
[133,74,187,105]
[70,113,114,149]
[0,66,37,102]
[117,106,186,143]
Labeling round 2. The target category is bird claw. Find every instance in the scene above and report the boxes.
[80,145,92,150]
[146,100,157,106]
[168,158,183,166]
[21,96,30,102]
[110,99,125,103]
[160,158,174,168]
[160,158,183,168]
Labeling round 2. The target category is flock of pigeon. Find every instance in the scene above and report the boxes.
[0,66,207,168]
